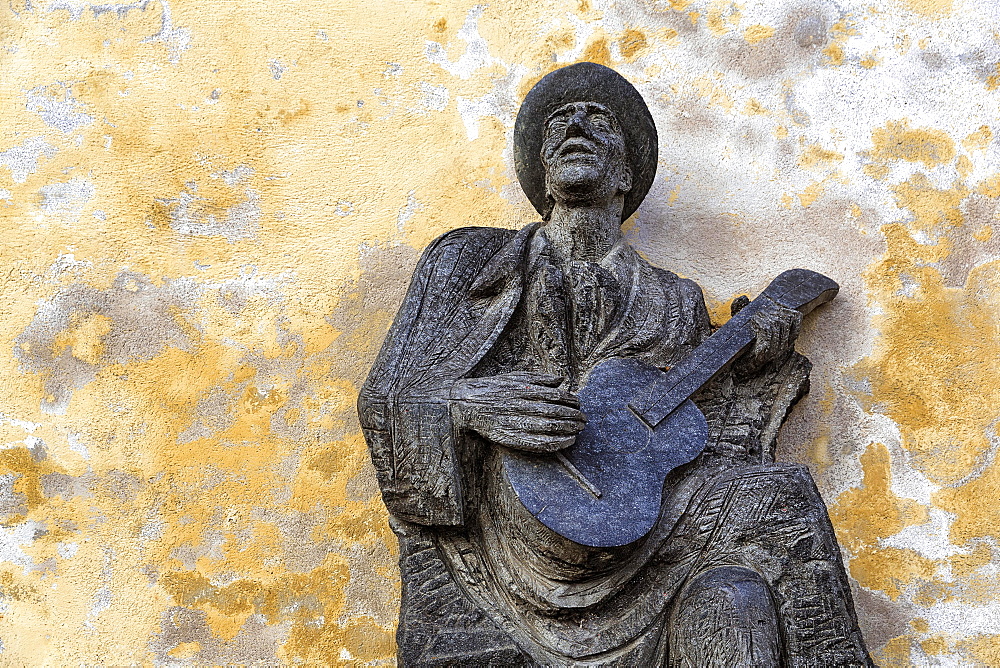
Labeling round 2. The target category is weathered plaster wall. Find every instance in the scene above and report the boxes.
[1,0,998,664]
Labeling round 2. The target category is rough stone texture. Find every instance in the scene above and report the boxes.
[1,0,999,664]
[361,62,869,665]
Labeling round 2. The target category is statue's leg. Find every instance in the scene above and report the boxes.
[668,565,781,668]
[393,519,529,667]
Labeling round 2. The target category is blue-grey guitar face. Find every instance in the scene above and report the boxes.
[503,358,708,548]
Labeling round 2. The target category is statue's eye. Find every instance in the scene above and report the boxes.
[590,115,611,130]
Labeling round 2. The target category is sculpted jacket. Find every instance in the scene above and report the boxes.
[358,224,871,666]
[359,222,711,526]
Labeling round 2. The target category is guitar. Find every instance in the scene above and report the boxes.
[502,269,839,548]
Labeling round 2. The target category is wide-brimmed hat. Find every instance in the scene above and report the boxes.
[513,62,658,222]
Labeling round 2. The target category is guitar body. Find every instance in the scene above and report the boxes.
[502,358,708,548]
[502,269,839,549]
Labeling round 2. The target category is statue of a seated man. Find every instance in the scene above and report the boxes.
[359,62,872,667]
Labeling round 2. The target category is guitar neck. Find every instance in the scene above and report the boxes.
[627,302,759,427]
[627,269,839,428]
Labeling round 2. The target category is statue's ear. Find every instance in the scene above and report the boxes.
[542,192,555,221]
[619,165,633,194]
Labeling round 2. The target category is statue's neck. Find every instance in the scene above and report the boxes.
[544,201,624,264]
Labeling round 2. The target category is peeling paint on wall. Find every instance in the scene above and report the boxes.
[2,0,1000,664]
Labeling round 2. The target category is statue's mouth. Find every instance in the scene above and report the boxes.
[558,138,597,158]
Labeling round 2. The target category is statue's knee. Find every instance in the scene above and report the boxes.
[669,566,780,667]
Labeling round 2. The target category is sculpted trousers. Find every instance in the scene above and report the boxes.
[669,565,781,667]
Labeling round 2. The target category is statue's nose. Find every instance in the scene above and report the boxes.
[565,111,589,138]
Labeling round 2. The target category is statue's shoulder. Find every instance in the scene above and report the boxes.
[419,226,520,262]
[649,264,706,306]
[416,225,537,298]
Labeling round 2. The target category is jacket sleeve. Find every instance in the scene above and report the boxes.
[357,226,525,526]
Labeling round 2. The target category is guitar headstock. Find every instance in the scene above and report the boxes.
[760,269,840,315]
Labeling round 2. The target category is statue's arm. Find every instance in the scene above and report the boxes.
[357,229,485,527]
[358,222,584,524]
[682,282,811,463]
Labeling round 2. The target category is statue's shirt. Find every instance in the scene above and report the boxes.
[466,227,710,608]
[476,229,707,389]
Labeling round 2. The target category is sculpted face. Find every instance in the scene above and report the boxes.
[540,101,632,208]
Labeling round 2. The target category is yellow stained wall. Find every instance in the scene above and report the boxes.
[0,0,998,664]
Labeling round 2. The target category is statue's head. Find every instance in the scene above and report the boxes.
[514,62,658,221]
[540,101,633,210]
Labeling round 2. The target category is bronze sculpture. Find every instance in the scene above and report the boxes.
[359,62,871,666]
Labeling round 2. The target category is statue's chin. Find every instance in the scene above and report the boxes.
[547,165,606,202]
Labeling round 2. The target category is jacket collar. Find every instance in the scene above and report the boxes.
[469,221,542,298]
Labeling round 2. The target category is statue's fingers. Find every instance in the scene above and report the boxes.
[522,402,585,421]
[469,385,563,404]
[781,309,801,345]
[765,317,780,354]
[776,315,791,349]
[520,434,576,453]
[504,415,584,435]
[528,373,567,387]
[502,371,565,386]
[788,310,803,340]
[751,319,772,359]
[518,386,580,406]
[499,430,575,453]
[536,419,586,435]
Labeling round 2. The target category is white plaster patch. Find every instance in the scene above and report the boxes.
[84,548,115,630]
[160,188,261,242]
[416,81,449,113]
[57,542,79,559]
[139,516,164,541]
[45,0,190,62]
[26,83,94,134]
[138,0,191,63]
[396,190,424,234]
[47,253,93,283]
[211,267,291,315]
[889,450,938,507]
[896,273,920,298]
[425,4,496,79]
[422,5,526,141]
[67,432,90,460]
[269,59,286,80]
[0,520,46,572]
[212,164,253,186]
[0,136,58,184]
[455,66,525,140]
[0,416,48,456]
[85,586,112,631]
[0,416,40,434]
[0,189,11,201]
[882,507,961,563]
[922,599,1000,638]
[38,177,95,219]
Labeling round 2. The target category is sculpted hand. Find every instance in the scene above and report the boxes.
[735,301,802,377]
[450,372,586,453]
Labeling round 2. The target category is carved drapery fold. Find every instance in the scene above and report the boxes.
[361,224,870,666]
